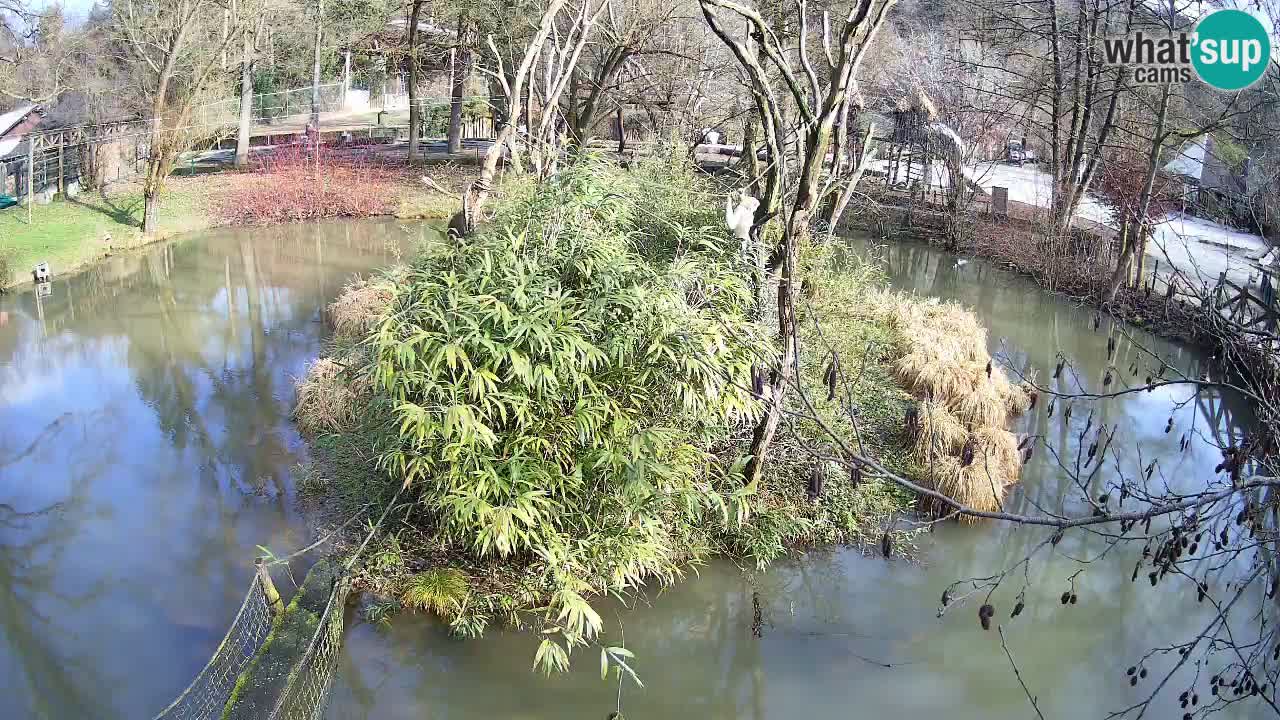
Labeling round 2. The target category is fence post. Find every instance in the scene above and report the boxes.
[255,557,285,615]
[26,140,33,224]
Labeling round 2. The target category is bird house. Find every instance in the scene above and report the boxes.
[32,262,50,283]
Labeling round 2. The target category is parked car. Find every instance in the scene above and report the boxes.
[1007,141,1035,165]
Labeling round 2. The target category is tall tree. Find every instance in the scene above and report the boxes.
[234,2,267,168]
[116,0,236,233]
[701,0,895,486]
[446,10,473,154]
[406,0,424,160]
[0,1,78,102]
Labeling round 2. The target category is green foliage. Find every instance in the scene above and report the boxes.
[0,247,13,289]
[718,241,922,568]
[323,151,925,672]
[421,98,490,138]
[363,599,401,631]
[400,568,470,618]
[1213,133,1249,172]
[369,533,405,574]
[367,157,768,656]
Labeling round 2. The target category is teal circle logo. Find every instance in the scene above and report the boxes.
[1191,10,1271,91]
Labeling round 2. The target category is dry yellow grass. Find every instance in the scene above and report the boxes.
[969,427,1023,485]
[328,278,395,342]
[912,400,967,460]
[866,289,1030,518]
[294,357,359,434]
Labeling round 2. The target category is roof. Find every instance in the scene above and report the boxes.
[1165,138,1207,180]
[0,104,37,137]
[1165,136,1246,195]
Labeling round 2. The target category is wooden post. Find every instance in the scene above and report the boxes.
[57,144,65,196]
[255,557,285,615]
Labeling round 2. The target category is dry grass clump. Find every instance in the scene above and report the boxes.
[294,357,360,434]
[861,290,1030,519]
[895,352,972,399]
[912,400,967,460]
[328,278,395,342]
[970,427,1023,479]
[948,375,1008,427]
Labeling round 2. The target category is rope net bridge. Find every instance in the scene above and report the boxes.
[151,557,351,720]
[151,485,401,719]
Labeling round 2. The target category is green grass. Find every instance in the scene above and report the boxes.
[0,183,211,288]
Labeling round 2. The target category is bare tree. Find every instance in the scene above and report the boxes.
[115,0,236,233]
[446,9,474,155]
[0,1,79,103]
[406,0,425,160]
[455,0,575,234]
[308,0,324,134]
[700,0,895,485]
[233,0,268,169]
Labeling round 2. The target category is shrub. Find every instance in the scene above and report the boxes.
[367,159,767,666]
[0,248,12,290]
[215,144,401,224]
[294,357,362,434]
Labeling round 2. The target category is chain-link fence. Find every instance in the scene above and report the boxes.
[151,575,275,720]
[195,83,348,127]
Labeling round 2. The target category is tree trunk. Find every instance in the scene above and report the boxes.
[309,0,324,135]
[740,111,761,196]
[235,23,255,169]
[143,184,160,234]
[569,47,630,145]
[407,0,424,160]
[457,0,568,235]
[142,86,168,234]
[447,13,472,155]
[744,123,831,485]
[1105,83,1171,303]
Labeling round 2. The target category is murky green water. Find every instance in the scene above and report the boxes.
[324,238,1262,720]
[0,219,418,719]
[0,226,1264,719]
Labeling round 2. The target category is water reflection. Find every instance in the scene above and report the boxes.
[0,219,417,719]
[327,236,1262,720]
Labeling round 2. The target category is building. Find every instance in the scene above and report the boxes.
[0,104,44,159]
[1164,135,1254,227]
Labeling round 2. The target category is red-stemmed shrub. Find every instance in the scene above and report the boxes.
[215,143,406,224]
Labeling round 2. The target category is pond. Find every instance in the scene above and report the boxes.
[0,219,417,719]
[0,223,1262,719]
[323,236,1262,720]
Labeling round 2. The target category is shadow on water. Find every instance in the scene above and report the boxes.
[324,235,1263,720]
[0,218,424,719]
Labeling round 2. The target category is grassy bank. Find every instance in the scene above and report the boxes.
[0,155,472,290]
[0,181,210,287]
[292,155,1029,672]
